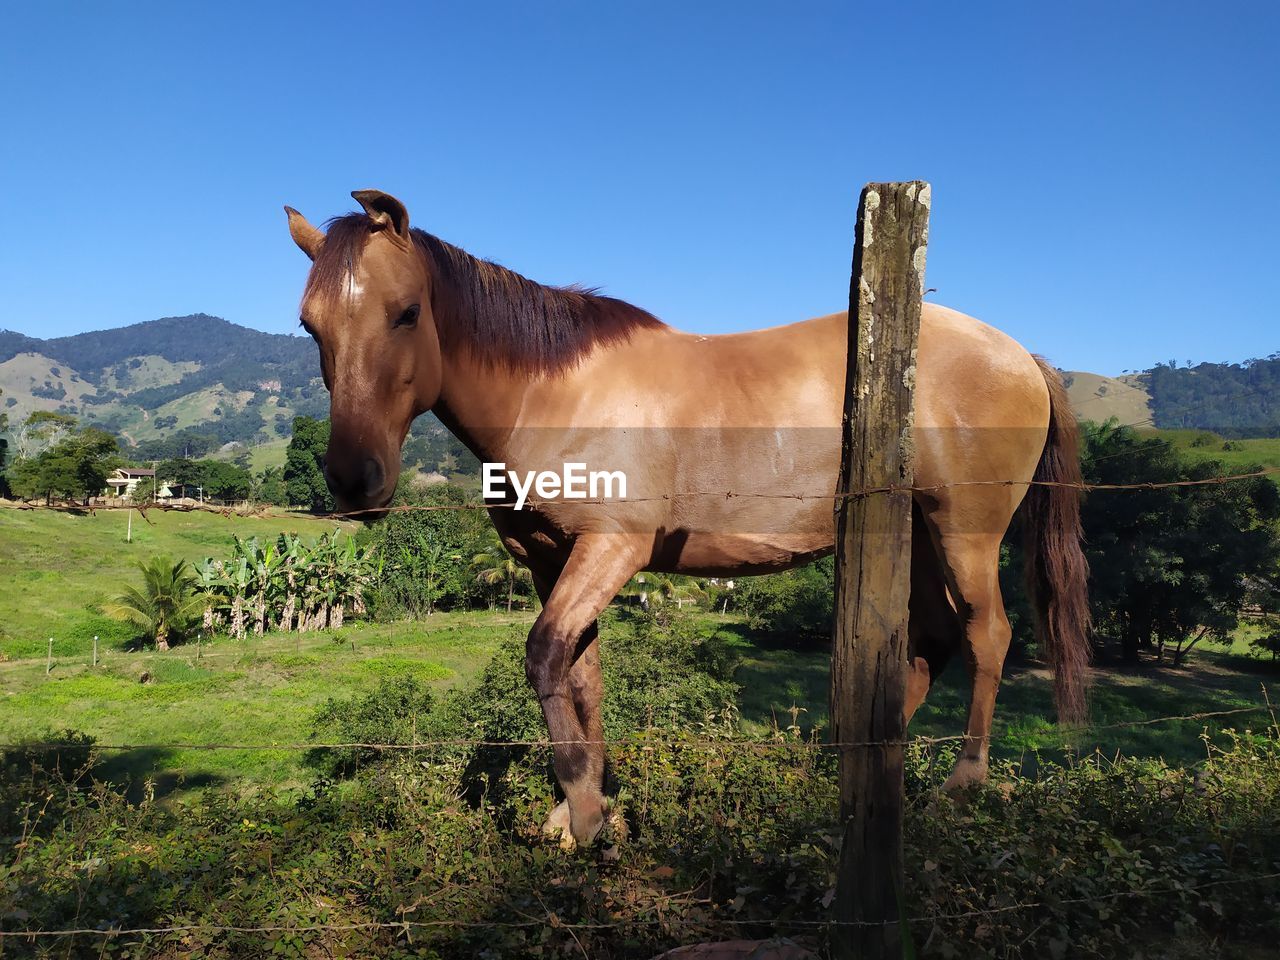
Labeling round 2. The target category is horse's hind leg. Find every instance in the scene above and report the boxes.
[906,503,963,723]
[927,522,1013,791]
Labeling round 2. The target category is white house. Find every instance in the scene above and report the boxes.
[104,467,155,499]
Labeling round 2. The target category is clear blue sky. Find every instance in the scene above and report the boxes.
[1,1,1276,374]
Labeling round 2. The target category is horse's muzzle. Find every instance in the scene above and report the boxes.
[324,454,391,518]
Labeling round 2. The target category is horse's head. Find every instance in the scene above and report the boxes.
[284,190,442,515]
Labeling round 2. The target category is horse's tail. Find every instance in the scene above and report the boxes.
[1022,357,1092,724]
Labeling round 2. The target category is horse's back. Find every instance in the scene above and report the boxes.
[596,303,1053,575]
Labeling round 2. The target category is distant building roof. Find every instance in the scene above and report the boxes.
[114,468,156,478]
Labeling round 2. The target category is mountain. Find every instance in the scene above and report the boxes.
[0,315,327,460]
[2,315,1276,467]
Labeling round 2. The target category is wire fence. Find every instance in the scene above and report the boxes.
[2,873,1277,943]
[3,869,1279,940]
[2,702,1274,756]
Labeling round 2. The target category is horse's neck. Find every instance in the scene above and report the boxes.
[432,348,530,465]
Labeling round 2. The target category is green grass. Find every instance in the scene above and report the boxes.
[235,435,291,472]
[8,603,1271,799]
[0,611,529,794]
[728,624,1279,767]
[0,506,356,658]
[1144,427,1280,475]
[3,584,1276,800]
[101,354,200,393]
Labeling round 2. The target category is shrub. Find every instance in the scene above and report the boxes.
[734,556,834,643]
[357,481,496,618]
[306,676,437,778]
[101,556,204,650]
[2,727,1277,958]
[0,729,97,837]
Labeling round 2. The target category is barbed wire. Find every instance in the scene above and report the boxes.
[7,464,1278,523]
[3,870,1277,940]
[2,703,1271,756]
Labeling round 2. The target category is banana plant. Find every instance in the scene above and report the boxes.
[196,530,377,638]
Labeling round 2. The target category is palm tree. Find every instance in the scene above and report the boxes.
[103,556,204,651]
[621,572,707,609]
[472,534,532,613]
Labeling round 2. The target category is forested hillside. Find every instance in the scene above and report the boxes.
[1145,355,1280,436]
[0,315,327,460]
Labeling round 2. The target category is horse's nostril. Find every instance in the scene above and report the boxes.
[323,455,385,504]
[361,457,385,498]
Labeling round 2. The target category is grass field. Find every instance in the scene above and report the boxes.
[2,506,1277,804]
[1064,370,1152,424]
[1144,427,1280,474]
[0,612,526,795]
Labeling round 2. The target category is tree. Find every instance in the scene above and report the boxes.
[357,480,491,616]
[472,531,533,612]
[13,410,77,460]
[284,416,332,511]
[158,457,252,502]
[196,532,378,638]
[1079,420,1280,665]
[620,571,707,610]
[8,424,119,504]
[254,466,289,506]
[102,556,204,651]
[0,388,9,497]
[734,556,835,643]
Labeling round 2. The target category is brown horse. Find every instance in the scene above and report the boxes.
[284,190,1090,845]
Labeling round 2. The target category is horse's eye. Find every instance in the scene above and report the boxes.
[395,304,420,329]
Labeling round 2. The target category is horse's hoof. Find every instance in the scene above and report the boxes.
[570,809,606,848]
[942,758,988,793]
[542,799,572,839]
[542,799,598,851]
[544,798,614,850]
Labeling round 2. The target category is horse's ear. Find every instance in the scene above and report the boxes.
[284,206,324,260]
[352,189,410,240]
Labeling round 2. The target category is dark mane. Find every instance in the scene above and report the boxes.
[307,213,665,374]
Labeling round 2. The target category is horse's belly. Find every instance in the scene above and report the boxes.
[652,529,834,576]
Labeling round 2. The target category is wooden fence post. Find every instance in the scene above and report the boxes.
[831,181,930,958]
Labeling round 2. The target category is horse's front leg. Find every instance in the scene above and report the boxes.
[541,624,604,842]
[525,534,644,845]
